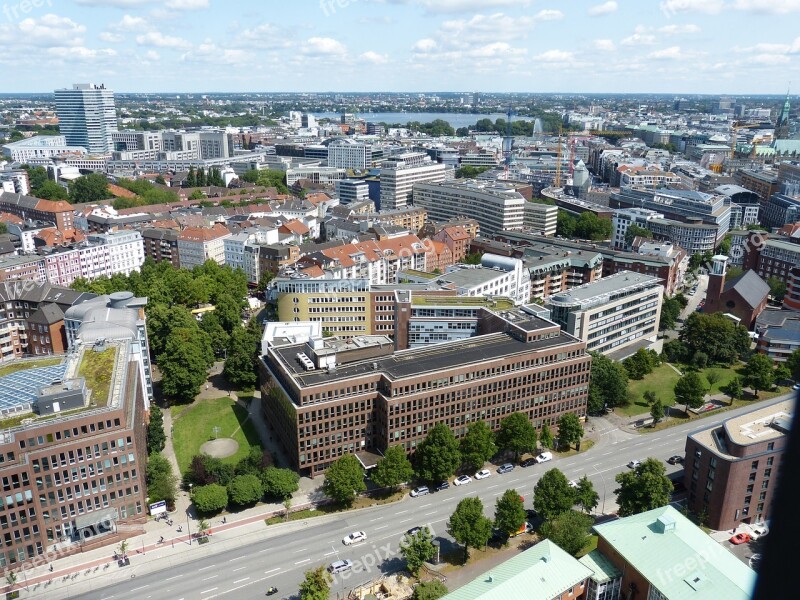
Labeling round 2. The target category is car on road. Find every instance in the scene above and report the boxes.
[475,469,491,480]
[793,383,800,391]
[342,531,367,545]
[328,559,353,574]
[667,455,683,465]
[568,480,578,488]
[435,481,450,492]
[497,463,515,474]
[730,532,751,545]
[406,526,423,537]
[520,458,537,468]
[454,475,472,486]
[627,460,641,469]
[750,525,769,540]
[410,486,429,498]
[535,452,553,463]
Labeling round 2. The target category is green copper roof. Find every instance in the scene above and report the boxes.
[579,549,621,584]
[442,540,593,600]
[593,506,755,600]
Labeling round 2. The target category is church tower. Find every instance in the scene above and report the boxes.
[776,91,791,140]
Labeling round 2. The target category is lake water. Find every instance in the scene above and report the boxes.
[314,112,507,129]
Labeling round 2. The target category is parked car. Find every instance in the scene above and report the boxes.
[454,475,472,486]
[328,559,353,574]
[497,463,515,474]
[667,455,683,465]
[435,481,450,492]
[475,469,491,480]
[342,531,367,545]
[520,458,537,468]
[627,460,641,469]
[568,480,578,488]
[792,383,800,391]
[535,452,553,464]
[410,486,429,498]
[730,532,751,545]
[750,525,769,540]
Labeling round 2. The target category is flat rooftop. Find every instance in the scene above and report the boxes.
[433,266,515,289]
[272,330,581,390]
[547,271,661,307]
[411,295,515,309]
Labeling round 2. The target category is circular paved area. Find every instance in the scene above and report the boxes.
[199,438,239,458]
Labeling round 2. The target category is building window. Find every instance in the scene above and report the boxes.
[751,460,759,471]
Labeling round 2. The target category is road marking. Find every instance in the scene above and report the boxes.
[398,518,412,523]
[293,547,308,553]
[264,568,281,575]
[487,484,498,490]
[130,586,149,592]
[375,525,389,530]
[198,564,217,571]
[370,517,381,522]
[419,503,431,508]
[232,566,247,572]
[507,478,520,483]
[202,575,218,581]
[228,557,239,562]
[233,577,250,584]
[258,548,270,553]
[295,558,311,565]
[165,575,183,581]
[324,551,336,556]
[200,588,218,595]
[424,511,437,516]
[396,510,408,514]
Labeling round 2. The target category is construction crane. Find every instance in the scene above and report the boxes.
[554,128,586,188]
[503,106,514,174]
[554,126,564,188]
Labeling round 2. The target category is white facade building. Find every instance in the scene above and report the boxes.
[335,179,370,204]
[524,202,558,236]
[611,207,665,251]
[380,152,447,210]
[54,83,118,154]
[2,136,87,161]
[85,230,145,277]
[177,224,231,269]
[327,139,373,170]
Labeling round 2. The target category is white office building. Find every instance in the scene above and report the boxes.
[336,179,370,204]
[380,152,447,210]
[611,207,665,251]
[54,83,118,154]
[524,202,558,236]
[412,180,525,236]
[2,136,87,161]
[327,139,373,170]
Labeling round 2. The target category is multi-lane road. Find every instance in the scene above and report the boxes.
[59,394,790,600]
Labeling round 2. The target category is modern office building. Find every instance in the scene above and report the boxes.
[755,310,800,361]
[380,152,447,210]
[545,271,663,357]
[335,179,370,205]
[783,266,800,311]
[412,180,525,236]
[259,305,590,475]
[326,139,373,170]
[0,291,151,572]
[734,169,780,205]
[1,136,87,161]
[684,400,792,530]
[611,208,665,251]
[523,202,558,236]
[760,193,800,229]
[54,84,118,154]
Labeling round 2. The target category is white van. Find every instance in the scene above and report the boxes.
[535,451,553,463]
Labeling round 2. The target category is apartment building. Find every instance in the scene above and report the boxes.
[380,152,447,210]
[259,244,300,281]
[611,208,665,251]
[545,271,663,357]
[412,180,525,236]
[0,192,75,232]
[140,228,180,267]
[85,231,145,278]
[735,169,780,205]
[783,266,800,311]
[224,228,280,286]
[177,224,231,269]
[755,311,800,361]
[684,400,791,530]
[54,84,118,154]
[618,166,682,187]
[350,207,427,233]
[432,226,472,262]
[259,306,590,475]
[0,292,151,572]
[760,193,800,229]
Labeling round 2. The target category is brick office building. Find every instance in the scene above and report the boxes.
[260,305,590,476]
[683,400,792,531]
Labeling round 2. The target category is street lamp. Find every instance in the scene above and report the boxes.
[593,465,608,515]
[187,483,193,546]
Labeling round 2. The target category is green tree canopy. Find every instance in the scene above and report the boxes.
[574,475,599,514]
[299,566,331,600]
[614,458,673,517]
[146,453,177,507]
[447,497,493,561]
[227,474,263,507]
[68,173,113,203]
[767,277,787,301]
[223,325,259,391]
[414,423,461,483]
[459,421,498,471]
[786,349,800,381]
[556,413,584,451]
[540,423,554,450]
[371,445,414,490]
[720,376,743,405]
[624,224,653,246]
[260,467,300,500]
[235,446,273,476]
[588,352,629,413]
[650,400,665,424]
[413,580,448,600]
[494,489,526,538]
[539,510,594,556]
[191,483,228,513]
[743,353,775,397]
[533,468,575,520]
[322,454,365,507]
[679,312,751,364]
[36,179,69,200]
[158,327,214,403]
[147,405,166,454]
[400,527,436,576]
[496,412,537,462]
[673,371,707,414]
[623,348,658,379]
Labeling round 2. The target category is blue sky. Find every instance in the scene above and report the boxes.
[1,0,798,93]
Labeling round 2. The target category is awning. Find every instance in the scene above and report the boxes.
[74,508,118,530]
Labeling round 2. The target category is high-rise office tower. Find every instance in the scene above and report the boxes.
[55,83,118,154]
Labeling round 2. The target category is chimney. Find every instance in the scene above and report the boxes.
[705,255,728,315]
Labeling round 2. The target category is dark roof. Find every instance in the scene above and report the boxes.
[723,270,769,309]
[27,302,64,325]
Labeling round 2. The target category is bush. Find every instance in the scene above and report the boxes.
[227,474,264,507]
[185,454,235,487]
[191,483,228,513]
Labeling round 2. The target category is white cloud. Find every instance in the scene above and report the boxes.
[748,54,791,64]
[732,0,800,13]
[621,31,657,46]
[658,24,701,34]
[181,42,249,65]
[110,15,148,31]
[76,0,208,7]
[18,14,86,47]
[534,49,575,62]
[588,1,618,16]
[359,51,388,64]
[533,9,564,21]
[660,0,725,15]
[413,38,437,52]
[145,50,160,61]
[403,0,533,14]
[165,0,209,8]
[99,32,123,43]
[593,39,616,52]
[302,37,347,56]
[648,46,686,59]
[136,31,191,48]
[440,13,541,42]
[46,46,117,60]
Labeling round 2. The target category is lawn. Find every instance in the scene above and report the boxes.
[172,397,263,474]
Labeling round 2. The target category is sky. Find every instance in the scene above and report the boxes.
[0,0,799,94]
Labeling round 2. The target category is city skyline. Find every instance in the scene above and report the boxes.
[0,0,798,94]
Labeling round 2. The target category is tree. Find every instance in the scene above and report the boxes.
[721,376,743,405]
[260,467,300,500]
[674,371,706,414]
[659,295,683,331]
[147,405,166,454]
[786,349,800,381]
[624,224,652,246]
[299,566,331,600]
[743,353,775,398]
[650,400,665,424]
[643,390,657,405]
[323,454,365,506]
[197,518,210,538]
[624,348,657,379]
[36,179,69,200]
[146,453,178,507]
[23,164,49,193]
[227,474,263,507]
[775,364,792,383]
[614,458,673,517]
[371,445,414,490]
[574,475,599,514]
[155,174,166,185]
[414,423,461,483]
[663,339,691,364]
[705,370,721,389]
[223,325,259,390]
[494,489,526,538]
[400,527,436,576]
[533,468,575,520]
[680,312,750,364]
[556,211,576,238]
[539,423,554,450]
[539,510,594,556]
[447,497,493,561]
[158,327,214,403]
[693,351,709,369]
[189,189,205,200]
[68,173,112,203]
[556,413,584,451]
[767,276,787,301]
[588,352,629,413]
[496,412,537,462]
[236,446,273,475]
[413,580,448,600]
[459,421,498,471]
[191,483,228,513]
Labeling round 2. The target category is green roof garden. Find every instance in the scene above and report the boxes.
[78,347,117,408]
[411,295,515,309]
[401,269,439,279]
